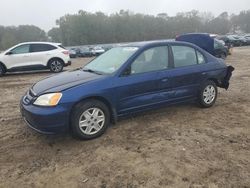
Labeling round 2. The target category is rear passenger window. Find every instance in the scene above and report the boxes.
[30,44,57,52]
[172,46,197,68]
[196,51,205,64]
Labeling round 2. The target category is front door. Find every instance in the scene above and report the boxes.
[4,44,31,70]
[114,45,172,114]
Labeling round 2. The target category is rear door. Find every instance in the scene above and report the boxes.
[115,45,172,114]
[30,44,57,67]
[168,45,206,100]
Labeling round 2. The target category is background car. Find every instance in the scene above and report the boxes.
[91,46,105,56]
[68,47,82,57]
[20,41,234,140]
[226,35,244,46]
[176,33,229,59]
[79,47,93,57]
[0,42,71,76]
[243,35,250,45]
[69,49,77,58]
[214,39,229,59]
[231,35,248,46]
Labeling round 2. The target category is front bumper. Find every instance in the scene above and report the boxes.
[20,98,70,134]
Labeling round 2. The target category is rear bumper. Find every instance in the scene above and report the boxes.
[65,60,72,67]
[220,66,235,90]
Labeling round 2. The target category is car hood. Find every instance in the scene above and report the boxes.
[32,69,105,95]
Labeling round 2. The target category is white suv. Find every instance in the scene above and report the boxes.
[0,42,71,76]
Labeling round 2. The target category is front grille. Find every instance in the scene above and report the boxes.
[23,96,30,104]
[23,88,36,105]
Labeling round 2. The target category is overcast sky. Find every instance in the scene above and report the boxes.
[0,0,249,31]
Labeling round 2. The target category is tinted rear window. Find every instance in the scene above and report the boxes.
[58,45,66,49]
[30,44,57,52]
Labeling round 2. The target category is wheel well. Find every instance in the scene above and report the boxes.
[69,96,117,128]
[0,62,7,72]
[47,57,65,67]
[208,78,219,86]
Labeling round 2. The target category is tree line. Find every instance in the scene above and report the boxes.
[0,25,47,50]
[0,10,250,50]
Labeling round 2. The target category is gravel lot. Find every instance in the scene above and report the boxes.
[0,47,250,188]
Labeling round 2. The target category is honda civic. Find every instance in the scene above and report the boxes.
[20,41,234,140]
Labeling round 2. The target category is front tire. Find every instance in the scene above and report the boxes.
[0,64,6,76]
[198,81,218,108]
[49,59,64,73]
[71,100,110,140]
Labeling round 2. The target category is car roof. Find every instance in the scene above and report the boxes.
[122,40,197,48]
[17,42,61,46]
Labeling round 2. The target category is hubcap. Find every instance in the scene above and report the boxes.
[79,108,105,135]
[51,61,62,72]
[203,85,216,104]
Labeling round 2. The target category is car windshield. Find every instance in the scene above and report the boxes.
[84,47,139,74]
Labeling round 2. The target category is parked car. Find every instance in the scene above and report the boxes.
[20,41,234,140]
[0,42,71,76]
[91,46,105,56]
[226,35,244,46]
[232,35,248,46]
[214,39,230,59]
[69,49,77,58]
[176,33,229,59]
[218,36,234,46]
[79,47,93,57]
[216,36,234,53]
[69,48,81,57]
[244,35,250,45]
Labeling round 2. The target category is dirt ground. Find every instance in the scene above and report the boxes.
[0,47,250,188]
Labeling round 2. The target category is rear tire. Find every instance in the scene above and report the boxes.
[49,59,64,73]
[198,80,218,108]
[0,64,6,76]
[71,100,110,140]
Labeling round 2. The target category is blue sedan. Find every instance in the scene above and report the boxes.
[20,41,234,140]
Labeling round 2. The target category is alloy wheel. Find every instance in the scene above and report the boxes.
[50,60,63,72]
[203,85,216,104]
[78,108,105,135]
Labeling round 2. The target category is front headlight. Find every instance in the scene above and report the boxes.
[33,93,62,106]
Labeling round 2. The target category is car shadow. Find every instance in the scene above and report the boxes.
[118,101,197,122]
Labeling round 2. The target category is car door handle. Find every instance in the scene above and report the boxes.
[161,78,168,82]
[202,72,207,75]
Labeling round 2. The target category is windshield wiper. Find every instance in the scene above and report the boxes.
[82,68,103,75]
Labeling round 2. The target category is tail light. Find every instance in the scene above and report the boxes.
[62,51,69,55]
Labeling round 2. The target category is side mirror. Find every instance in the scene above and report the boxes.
[5,51,13,55]
[121,66,131,77]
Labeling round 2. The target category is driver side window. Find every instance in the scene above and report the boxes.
[130,46,169,74]
[10,44,30,54]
